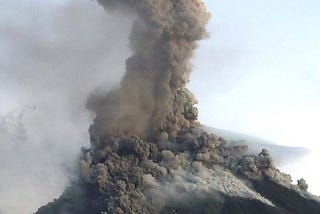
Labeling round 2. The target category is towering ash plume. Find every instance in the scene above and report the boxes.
[87,0,210,141]
[37,1,320,213]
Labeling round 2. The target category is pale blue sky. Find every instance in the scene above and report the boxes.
[191,0,320,148]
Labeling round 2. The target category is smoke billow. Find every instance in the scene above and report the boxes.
[87,0,210,141]
[36,0,320,214]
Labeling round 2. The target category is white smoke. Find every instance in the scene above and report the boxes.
[0,0,133,213]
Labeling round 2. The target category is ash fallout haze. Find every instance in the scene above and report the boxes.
[0,0,319,214]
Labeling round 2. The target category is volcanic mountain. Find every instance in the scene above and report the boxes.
[37,0,320,213]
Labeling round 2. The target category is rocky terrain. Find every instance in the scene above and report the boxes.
[37,131,320,213]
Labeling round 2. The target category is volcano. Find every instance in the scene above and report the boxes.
[37,0,320,213]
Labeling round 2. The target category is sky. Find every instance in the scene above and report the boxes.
[0,0,319,213]
[192,0,320,149]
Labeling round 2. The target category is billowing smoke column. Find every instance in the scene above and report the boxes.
[37,1,320,214]
[87,0,210,141]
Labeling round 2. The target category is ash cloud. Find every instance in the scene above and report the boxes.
[2,0,318,214]
[37,0,292,213]
[87,0,211,141]
[36,0,320,213]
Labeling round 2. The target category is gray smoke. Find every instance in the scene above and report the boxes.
[35,1,316,214]
[0,112,71,213]
[0,1,132,213]
[87,0,210,141]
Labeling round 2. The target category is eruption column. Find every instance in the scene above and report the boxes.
[87,0,211,141]
[36,1,320,213]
